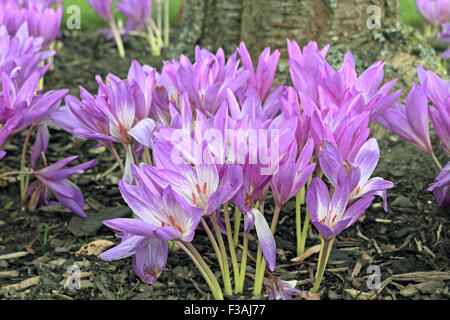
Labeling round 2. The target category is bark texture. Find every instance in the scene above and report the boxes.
[165,0,446,92]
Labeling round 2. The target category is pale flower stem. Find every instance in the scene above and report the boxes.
[430,152,443,170]
[20,125,35,202]
[210,213,233,296]
[109,144,125,173]
[109,19,125,58]
[200,218,224,278]
[223,203,240,293]
[176,241,223,300]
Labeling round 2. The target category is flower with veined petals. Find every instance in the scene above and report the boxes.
[306,177,375,240]
[320,138,394,211]
[100,186,204,284]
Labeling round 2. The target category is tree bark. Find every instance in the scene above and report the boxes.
[166,0,446,90]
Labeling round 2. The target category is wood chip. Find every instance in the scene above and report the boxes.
[375,218,391,223]
[351,261,363,279]
[436,223,442,242]
[0,270,19,279]
[392,271,450,282]
[414,238,422,252]
[356,225,370,241]
[422,245,436,258]
[290,244,321,263]
[0,251,29,260]
[1,276,40,293]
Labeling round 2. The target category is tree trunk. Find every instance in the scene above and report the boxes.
[166,0,446,91]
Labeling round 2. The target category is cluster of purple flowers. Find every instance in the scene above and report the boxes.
[415,0,450,59]
[41,39,397,299]
[0,0,98,217]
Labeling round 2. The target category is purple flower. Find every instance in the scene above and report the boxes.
[306,177,375,240]
[427,162,450,206]
[415,0,450,27]
[0,71,68,149]
[417,67,450,155]
[28,156,98,217]
[377,83,435,156]
[26,3,62,47]
[264,277,316,300]
[87,0,113,23]
[320,138,394,211]
[116,0,152,32]
[100,185,204,284]
[237,42,280,102]
[0,23,55,88]
[270,137,316,207]
[0,149,5,160]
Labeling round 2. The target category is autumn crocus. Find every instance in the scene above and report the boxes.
[51,63,156,182]
[415,0,450,28]
[306,177,375,292]
[427,162,450,206]
[101,181,224,299]
[320,138,394,211]
[27,155,98,217]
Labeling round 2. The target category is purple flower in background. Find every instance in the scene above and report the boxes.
[427,162,450,206]
[438,22,450,59]
[26,3,62,47]
[237,42,280,102]
[306,177,375,240]
[116,0,152,32]
[87,0,113,23]
[0,23,55,88]
[100,185,204,284]
[28,155,98,217]
[415,0,450,27]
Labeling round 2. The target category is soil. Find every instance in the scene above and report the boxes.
[0,30,448,301]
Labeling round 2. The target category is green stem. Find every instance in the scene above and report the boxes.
[237,231,248,294]
[109,144,125,174]
[0,171,32,178]
[164,0,170,47]
[177,241,223,300]
[210,213,232,296]
[20,126,34,202]
[233,206,241,247]
[295,188,303,256]
[223,203,240,293]
[109,19,125,58]
[312,237,335,293]
[200,218,224,285]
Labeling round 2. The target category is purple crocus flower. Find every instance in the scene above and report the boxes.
[306,177,375,240]
[438,23,450,59]
[87,0,113,23]
[427,162,450,206]
[270,137,316,208]
[100,185,204,284]
[377,83,435,156]
[237,42,281,102]
[0,23,55,88]
[320,138,394,211]
[0,149,5,160]
[264,277,310,300]
[28,155,98,217]
[26,3,62,47]
[417,66,450,155]
[415,0,450,28]
[116,0,152,32]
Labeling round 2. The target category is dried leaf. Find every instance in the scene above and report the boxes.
[290,244,321,263]
[75,239,114,256]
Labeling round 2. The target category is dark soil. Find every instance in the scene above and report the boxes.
[0,30,448,301]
